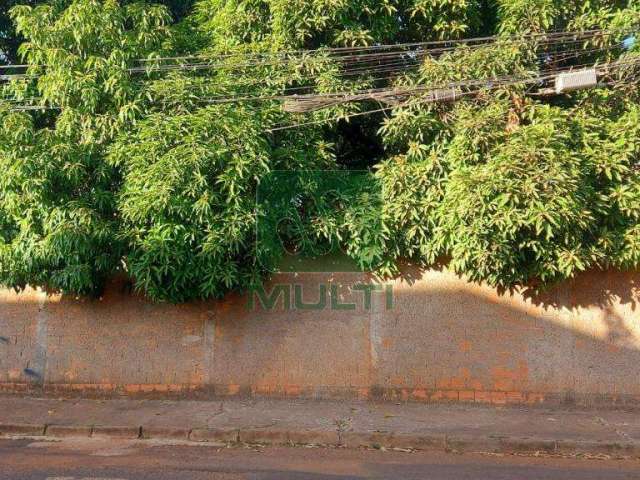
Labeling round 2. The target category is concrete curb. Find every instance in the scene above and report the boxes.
[92,426,141,439]
[45,425,93,438]
[0,423,46,437]
[141,426,191,440]
[189,428,238,443]
[1,423,638,456]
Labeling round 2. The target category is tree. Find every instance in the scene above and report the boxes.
[0,0,170,295]
[1,1,194,63]
[0,0,639,302]
[1,0,37,63]
[194,0,484,50]
[108,74,334,301]
[365,3,640,288]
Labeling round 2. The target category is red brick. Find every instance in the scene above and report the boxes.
[459,390,475,402]
[506,391,524,404]
[444,390,459,401]
[527,392,545,404]
[494,379,515,391]
[431,390,458,401]
[357,388,370,399]
[399,389,410,401]
[284,385,301,397]
[491,391,507,405]
[449,377,466,390]
[411,389,429,401]
[475,391,492,403]
[227,384,241,396]
[435,379,451,389]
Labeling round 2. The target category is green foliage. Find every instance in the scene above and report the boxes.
[0,0,171,295]
[1,1,192,63]
[109,69,334,301]
[497,0,630,34]
[1,0,37,63]
[440,106,599,286]
[0,0,639,301]
[370,3,640,290]
[448,97,640,286]
[109,105,270,301]
[0,106,119,294]
[195,0,483,49]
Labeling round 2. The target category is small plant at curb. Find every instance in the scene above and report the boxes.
[334,418,353,445]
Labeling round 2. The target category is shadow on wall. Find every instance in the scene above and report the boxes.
[387,263,640,353]
[209,268,640,403]
[390,262,639,310]
[0,268,638,405]
[392,287,637,399]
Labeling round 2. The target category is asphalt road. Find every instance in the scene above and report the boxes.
[1,438,640,480]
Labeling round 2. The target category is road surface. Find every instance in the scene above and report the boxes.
[1,438,639,479]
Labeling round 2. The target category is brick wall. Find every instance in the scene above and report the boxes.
[1,268,639,406]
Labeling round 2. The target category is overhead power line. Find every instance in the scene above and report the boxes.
[2,29,638,114]
[182,43,626,107]
[5,56,639,112]
[0,28,627,83]
[266,58,640,131]
[124,30,620,75]
[131,28,612,64]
